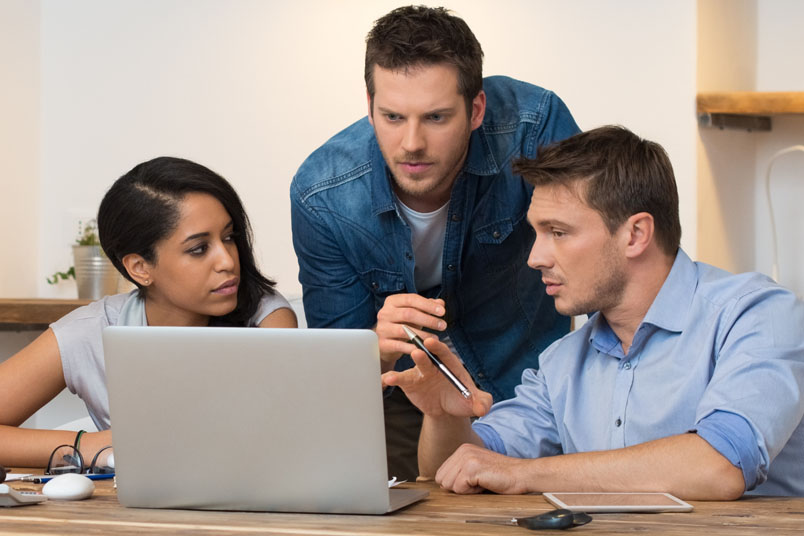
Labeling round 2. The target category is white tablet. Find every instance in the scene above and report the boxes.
[544,492,693,513]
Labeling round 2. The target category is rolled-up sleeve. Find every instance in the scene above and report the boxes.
[694,285,804,491]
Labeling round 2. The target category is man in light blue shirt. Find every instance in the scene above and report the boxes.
[384,125,804,499]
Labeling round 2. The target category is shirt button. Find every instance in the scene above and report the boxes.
[451,214,462,222]
[405,252,413,260]
[615,418,622,427]
[477,372,485,379]
[371,282,379,290]
[492,230,501,239]
[447,264,456,271]
[624,362,631,370]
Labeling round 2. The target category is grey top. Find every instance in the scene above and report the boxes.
[50,290,292,430]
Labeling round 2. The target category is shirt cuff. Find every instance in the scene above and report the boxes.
[472,422,507,455]
[695,410,766,491]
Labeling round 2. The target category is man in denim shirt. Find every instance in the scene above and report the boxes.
[290,6,579,479]
[385,126,804,498]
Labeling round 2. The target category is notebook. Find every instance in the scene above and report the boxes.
[102,326,428,514]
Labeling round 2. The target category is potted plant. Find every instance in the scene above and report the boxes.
[47,219,120,300]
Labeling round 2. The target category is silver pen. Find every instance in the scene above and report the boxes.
[402,325,471,399]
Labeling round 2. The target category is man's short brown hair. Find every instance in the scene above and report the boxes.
[513,125,682,256]
[364,5,483,116]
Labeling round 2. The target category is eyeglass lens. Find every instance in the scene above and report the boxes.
[89,446,115,474]
[46,445,84,475]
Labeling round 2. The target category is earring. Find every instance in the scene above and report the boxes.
[143,279,150,286]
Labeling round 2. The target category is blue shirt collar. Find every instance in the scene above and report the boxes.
[369,125,500,216]
[640,248,697,333]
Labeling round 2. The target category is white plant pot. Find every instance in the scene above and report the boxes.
[72,245,119,300]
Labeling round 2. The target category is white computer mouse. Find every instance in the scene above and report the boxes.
[42,473,95,500]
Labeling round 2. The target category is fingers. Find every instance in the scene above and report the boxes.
[435,445,486,494]
[381,367,422,389]
[374,294,447,366]
[376,294,447,333]
[436,444,525,495]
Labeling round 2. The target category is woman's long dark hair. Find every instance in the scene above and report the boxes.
[97,156,275,326]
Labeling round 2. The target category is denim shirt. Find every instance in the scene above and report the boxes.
[290,76,580,401]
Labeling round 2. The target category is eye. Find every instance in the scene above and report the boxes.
[428,113,445,122]
[384,113,401,122]
[187,243,208,256]
[552,229,566,239]
[223,232,238,243]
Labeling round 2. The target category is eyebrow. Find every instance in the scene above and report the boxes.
[530,218,572,230]
[376,106,456,116]
[181,220,233,244]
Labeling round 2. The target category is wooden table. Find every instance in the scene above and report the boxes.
[2,480,803,535]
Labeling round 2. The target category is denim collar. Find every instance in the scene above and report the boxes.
[589,248,695,357]
[369,125,500,217]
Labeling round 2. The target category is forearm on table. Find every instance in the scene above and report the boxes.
[519,433,745,500]
[418,414,483,479]
[0,426,80,468]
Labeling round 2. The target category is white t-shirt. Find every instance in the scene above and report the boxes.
[395,199,459,357]
[50,290,292,430]
[395,200,449,293]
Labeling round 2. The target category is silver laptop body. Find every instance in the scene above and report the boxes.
[103,326,427,514]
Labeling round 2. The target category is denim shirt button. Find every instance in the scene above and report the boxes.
[447,264,456,271]
[451,214,462,222]
[477,372,485,379]
[624,362,631,370]
[405,252,413,260]
[615,418,622,427]
[371,281,379,290]
[492,230,501,239]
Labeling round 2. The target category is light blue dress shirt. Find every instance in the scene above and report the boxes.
[474,249,804,496]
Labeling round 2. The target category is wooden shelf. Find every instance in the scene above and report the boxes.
[697,91,804,115]
[0,298,90,328]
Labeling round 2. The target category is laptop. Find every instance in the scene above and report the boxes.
[102,326,428,514]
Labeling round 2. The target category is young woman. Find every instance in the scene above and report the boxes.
[0,157,296,468]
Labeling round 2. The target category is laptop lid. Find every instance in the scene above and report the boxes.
[103,326,427,514]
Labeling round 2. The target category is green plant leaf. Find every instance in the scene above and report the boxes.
[46,266,76,284]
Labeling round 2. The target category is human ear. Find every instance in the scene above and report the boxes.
[366,91,374,125]
[121,253,153,287]
[623,212,655,258]
[470,90,486,130]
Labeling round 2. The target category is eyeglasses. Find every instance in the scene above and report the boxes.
[45,445,114,476]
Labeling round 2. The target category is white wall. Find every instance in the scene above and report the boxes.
[0,0,699,302]
[695,0,803,297]
[696,0,757,273]
[0,0,40,297]
[754,0,804,298]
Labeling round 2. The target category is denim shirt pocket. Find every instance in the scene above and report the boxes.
[359,268,406,311]
[473,218,532,273]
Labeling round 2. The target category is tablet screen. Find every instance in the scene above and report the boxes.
[544,492,693,513]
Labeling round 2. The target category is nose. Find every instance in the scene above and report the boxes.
[214,241,238,272]
[527,233,552,272]
[401,120,426,154]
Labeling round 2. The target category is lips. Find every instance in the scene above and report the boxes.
[542,278,563,296]
[212,278,239,295]
[399,162,433,174]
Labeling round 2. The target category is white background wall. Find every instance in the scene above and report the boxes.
[754,1,804,297]
[1,0,700,303]
[2,0,802,427]
[696,0,803,298]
